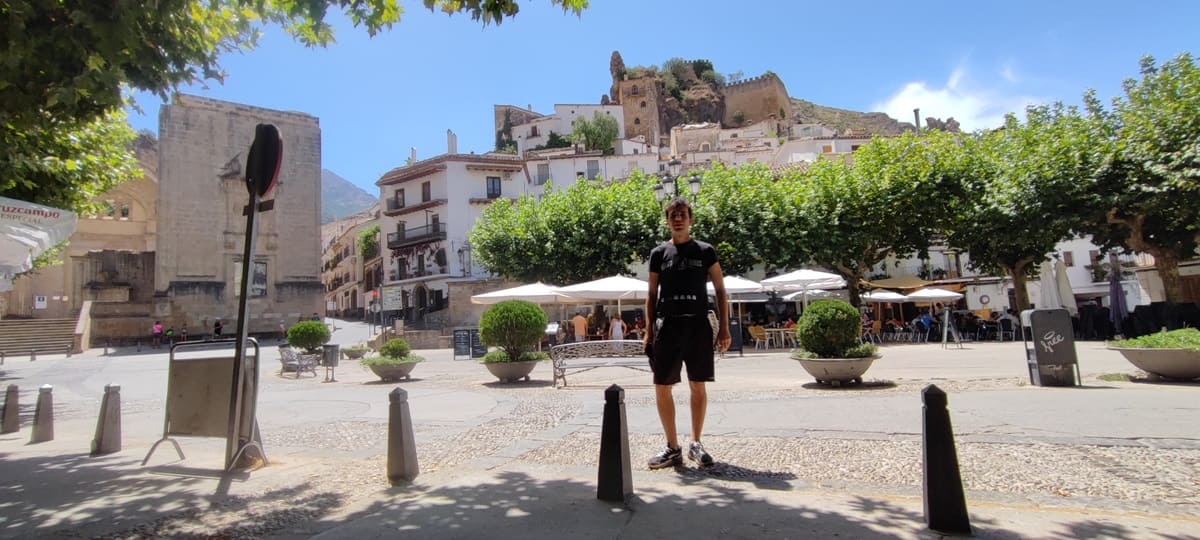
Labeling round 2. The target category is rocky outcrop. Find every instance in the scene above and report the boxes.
[790,98,914,136]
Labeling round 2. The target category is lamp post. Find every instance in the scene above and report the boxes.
[654,157,683,204]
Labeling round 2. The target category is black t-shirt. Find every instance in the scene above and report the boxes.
[649,239,718,318]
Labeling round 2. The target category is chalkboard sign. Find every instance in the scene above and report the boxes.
[453,329,472,360]
[470,329,487,358]
[453,328,489,360]
[728,319,743,355]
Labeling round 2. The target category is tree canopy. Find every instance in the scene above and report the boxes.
[571,111,619,154]
[1075,54,1200,303]
[469,174,662,284]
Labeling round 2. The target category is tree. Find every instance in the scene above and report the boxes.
[469,174,662,284]
[1077,54,1200,303]
[946,105,1098,312]
[357,225,381,260]
[784,132,966,306]
[570,111,619,154]
[690,163,791,276]
[1,0,588,131]
[2,0,588,211]
[0,108,142,212]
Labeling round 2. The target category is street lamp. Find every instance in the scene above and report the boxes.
[687,173,702,197]
[654,157,683,203]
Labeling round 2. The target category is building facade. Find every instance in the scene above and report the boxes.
[154,94,323,335]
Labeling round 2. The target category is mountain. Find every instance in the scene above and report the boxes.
[789,98,914,136]
[321,169,376,224]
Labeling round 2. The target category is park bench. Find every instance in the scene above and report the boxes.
[549,340,649,388]
[278,346,318,378]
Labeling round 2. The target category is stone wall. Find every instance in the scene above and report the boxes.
[722,73,792,129]
[156,94,323,334]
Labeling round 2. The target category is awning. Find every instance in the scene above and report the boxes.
[862,275,931,289]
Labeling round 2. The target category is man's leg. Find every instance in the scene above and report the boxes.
[688,380,707,442]
[655,384,678,449]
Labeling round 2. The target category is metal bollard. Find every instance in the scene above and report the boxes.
[30,350,36,362]
[2,385,18,434]
[91,384,122,456]
[1,351,5,365]
[30,385,54,443]
[66,345,72,358]
[597,384,632,502]
[922,384,971,535]
[386,387,419,484]
[104,340,109,356]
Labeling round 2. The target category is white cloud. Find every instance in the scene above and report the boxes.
[872,66,1043,132]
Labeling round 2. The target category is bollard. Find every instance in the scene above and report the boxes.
[30,385,54,443]
[66,345,72,358]
[597,384,633,502]
[104,340,109,356]
[386,387,419,484]
[91,384,122,456]
[1,351,5,365]
[30,349,36,362]
[2,385,18,433]
[922,384,971,535]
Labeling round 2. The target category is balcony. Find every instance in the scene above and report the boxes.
[386,198,404,212]
[387,223,446,249]
[384,198,446,217]
[388,265,449,282]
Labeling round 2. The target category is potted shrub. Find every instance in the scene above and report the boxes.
[342,345,371,360]
[479,300,548,382]
[791,299,879,386]
[1107,328,1200,381]
[286,320,331,365]
[362,338,423,381]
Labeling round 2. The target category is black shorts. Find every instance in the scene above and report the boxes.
[651,316,714,385]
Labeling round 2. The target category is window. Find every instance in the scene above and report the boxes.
[1062,251,1075,267]
[631,85,639,96]
[530,125,539,137]
[822,145,833,153]
[536,163,550,185]
[1089,250,1102,264]
[700,143,711,152]
[486,176,502,198]
[119,204,130,219]
[634,118,641,125]
[851,145,862,151]
[640,100,647,108]
[586,160,600,180]
[394,189,405,208]
[421,181,431,202]
[396,221,405,233]
[431,214,440,231]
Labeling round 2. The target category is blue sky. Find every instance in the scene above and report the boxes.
[126,0,1199,194]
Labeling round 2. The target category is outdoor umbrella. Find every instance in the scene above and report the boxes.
[904,288,964,303]
[1108,253,1130,336]
[1038,260,1063,310]
[470,282,569,305]
[762,269,846,308]
[862,290,908,320]
[555,275,650,312]
[707,275,763,326]
[1,196,77,288]
[1054,259,1078,316]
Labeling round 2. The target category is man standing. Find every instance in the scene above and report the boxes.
[571,311,589,343]
[644,197,730,469]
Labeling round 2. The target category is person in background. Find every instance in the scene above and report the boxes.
[571,310,589,343]
[151,320,164,348]
[164,327,175,345]
[213,318,224,339]
[180,327,188,342]
[610,313,626,340]
[279,320,288,342]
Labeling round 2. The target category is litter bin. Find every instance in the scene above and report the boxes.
[322,344,340,368]
[1020,308,1079,387]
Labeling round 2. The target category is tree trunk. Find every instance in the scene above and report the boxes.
[1151,250,1184,304]
[1008,263,1032,313]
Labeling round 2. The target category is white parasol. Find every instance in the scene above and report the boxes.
[470,282,570,305]
[762,269,846,308]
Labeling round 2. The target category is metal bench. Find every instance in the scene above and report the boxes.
[278,346,318,378]
[549,340,649,388]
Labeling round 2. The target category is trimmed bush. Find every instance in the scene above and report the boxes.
[795,299,861,358]
[479,300,548,362]
[480,350,549,364]
[380,338,412,359]
[361,354,423,367]
[287,321,330,353]
[1109,328,1200,350]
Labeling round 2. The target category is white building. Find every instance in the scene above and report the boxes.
[523,147,662,197]
[511,104,626,156]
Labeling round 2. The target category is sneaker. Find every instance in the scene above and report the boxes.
[647,445,682,469]
[688,441,714,467]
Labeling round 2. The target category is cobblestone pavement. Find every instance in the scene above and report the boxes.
[3,327,1198,539]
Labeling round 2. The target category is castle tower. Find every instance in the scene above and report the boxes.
[616,76,663,146]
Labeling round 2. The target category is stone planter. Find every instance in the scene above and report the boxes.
[368,362,418,381]
[484,360,539,383]
[343,348,368,360]
[796,355,879,386]
[1108,348,1200,381]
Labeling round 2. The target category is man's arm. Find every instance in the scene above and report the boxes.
[708,262,731,352]
[645,271,659,344]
